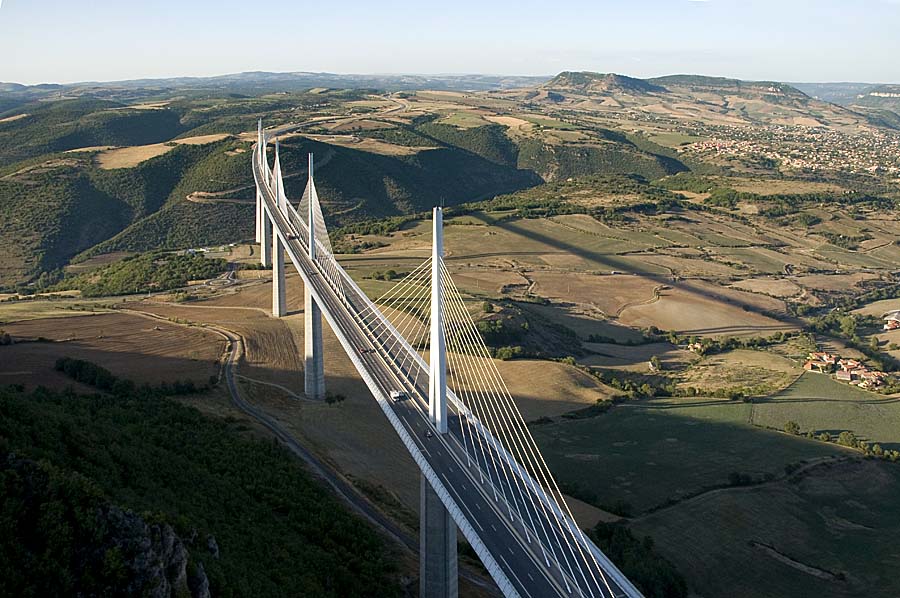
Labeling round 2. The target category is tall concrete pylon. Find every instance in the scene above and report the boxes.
[421,205,457,598]
[429,207,448,434]
[255,120,263,245]
[304,153,326,400]
[259,126,272,268]
[271,141,286,317]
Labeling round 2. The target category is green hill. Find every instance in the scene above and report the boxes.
[516,134,686,181]
[0,99,189,168]
[0,385,400,596]
[0,141,236,287]
[3,90,697,288]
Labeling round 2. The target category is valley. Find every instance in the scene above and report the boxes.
[2,68,900,598]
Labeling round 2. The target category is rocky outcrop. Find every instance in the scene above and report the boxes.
[1,454,210,597]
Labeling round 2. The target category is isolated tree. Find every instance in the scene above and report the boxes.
[839,315,857,339]
[784,421,801,436]
[837,431,858,448]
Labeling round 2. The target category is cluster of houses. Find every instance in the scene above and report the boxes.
[804,352,888,389]
[884,311,900,331]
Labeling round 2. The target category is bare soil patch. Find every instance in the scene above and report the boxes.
[304,134,434,156]
[96,134,231,169]
[618,284,795,338]
[731,278,802,298]
[0,113,28,124]
[529,272,660,316]
[64,252,134,275]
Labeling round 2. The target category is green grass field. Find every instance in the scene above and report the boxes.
[522,116,580,130]
[752,372,900,449]
[532,397,844,513]
[632,459,900,598]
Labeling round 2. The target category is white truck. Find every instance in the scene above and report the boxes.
[389,390,407,402]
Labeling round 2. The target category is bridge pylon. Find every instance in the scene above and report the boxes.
[304,153,326,400]
[271,140,287,317]
[258,123,272,269]
[255,120,263,245]
[421,206,458,598]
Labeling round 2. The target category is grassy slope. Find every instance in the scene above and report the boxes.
[0,142,236,284]
[631,459,900,598]
[531,398,844,513]
[752,372,900,449]
[0,386,400,597]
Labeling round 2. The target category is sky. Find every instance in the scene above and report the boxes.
[1,0,899,85]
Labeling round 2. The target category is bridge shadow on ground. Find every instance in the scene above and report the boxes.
[467,211,801,332]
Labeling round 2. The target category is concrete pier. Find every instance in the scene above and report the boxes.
[420,474,458,598]
[304,286,325,399]
[304,153,325,399]
[272,232,286,317]
[260,213,272,268]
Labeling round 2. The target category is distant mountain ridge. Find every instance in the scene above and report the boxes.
[545,71,667,95]
[0,71,551,100]
[649,74,807,98]
[543,71,811,100]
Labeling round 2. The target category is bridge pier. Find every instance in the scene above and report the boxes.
[421,206,457,598]
[255,188,262,244]
[272,232,286,317]
[420,474,458,598]
[304,286,325,399]
[260,212,272,268]
[304,153,326,399]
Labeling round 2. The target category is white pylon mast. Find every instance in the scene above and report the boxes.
[429,207,448,434]
[308,153,316,260]
[255,119,263,244]
[274,140,286,214]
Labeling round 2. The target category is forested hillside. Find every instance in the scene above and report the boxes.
[0,385,401,597]
[7,68,892,290]
[0,140,242,287]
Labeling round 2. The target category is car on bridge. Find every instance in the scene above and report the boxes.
[389,390,408,402]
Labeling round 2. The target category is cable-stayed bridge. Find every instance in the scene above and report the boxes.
[252,121,642,598]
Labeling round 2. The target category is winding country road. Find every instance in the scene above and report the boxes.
[125,306,499,595]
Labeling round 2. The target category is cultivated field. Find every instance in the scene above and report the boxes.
[96,134,231,169]
[531,398,844,513]
[0,312,223,388]
[0,297,114,323]
[632,459,900,598]
[731,277,802,298]
[64,251,134,275]
[579,342,693,373]
[752,372,900,449]
[617,285,794,337]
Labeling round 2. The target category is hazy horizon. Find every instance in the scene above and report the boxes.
[2,0,900,86]
[1,69,898,88]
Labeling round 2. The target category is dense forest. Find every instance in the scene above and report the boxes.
[0,385,401,597]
